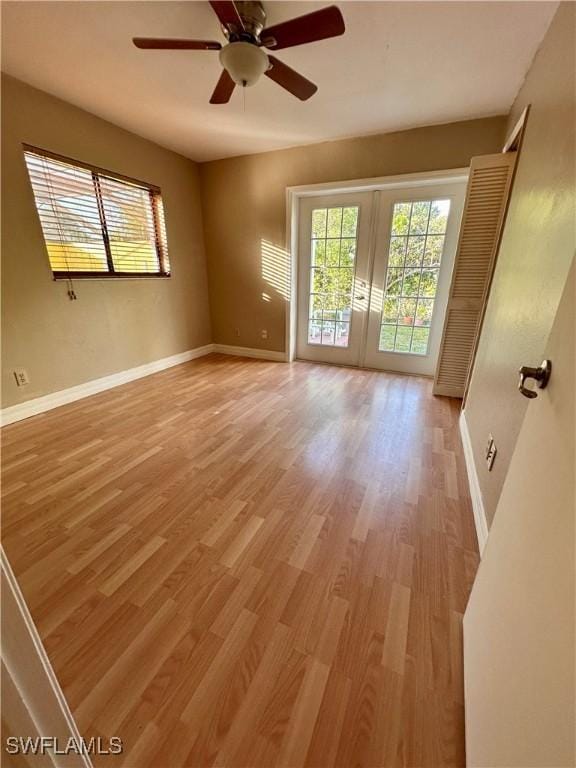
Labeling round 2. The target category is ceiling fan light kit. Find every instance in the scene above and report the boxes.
[133,1,345,103]
[219,41,269,87]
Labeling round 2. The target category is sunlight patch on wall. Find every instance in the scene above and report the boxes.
[261,240,290,301]
[368,284,383,313]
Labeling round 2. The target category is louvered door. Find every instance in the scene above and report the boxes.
[433,153,516,397]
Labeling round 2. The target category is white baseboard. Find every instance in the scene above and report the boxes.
[459,410,489,555]
[1,344,215,427]
[213,344,287,362]
[1,343,288,427]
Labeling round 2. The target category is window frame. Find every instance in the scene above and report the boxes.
[23,144,171,280]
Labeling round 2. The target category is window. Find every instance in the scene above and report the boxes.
[379,199,450,355]
[308,206,359,347]
[23,146,170,278]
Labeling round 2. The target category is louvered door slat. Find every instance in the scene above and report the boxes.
[433,153,516,397]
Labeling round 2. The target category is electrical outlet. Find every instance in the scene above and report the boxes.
[485,434,494,460]
[13,368,30,387]
[261,329,268,340]
[486,434,497,471]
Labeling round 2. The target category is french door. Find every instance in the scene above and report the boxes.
[296,192,374,366]
[296,182,466,375]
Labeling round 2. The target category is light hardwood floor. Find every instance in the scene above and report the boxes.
[1,355,479,767]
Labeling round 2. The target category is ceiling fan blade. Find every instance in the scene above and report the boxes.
[210,69,236,104]
[209,1,245,31]
[265,56,317,101]
[261,6,345,50]
[133,37,221,50]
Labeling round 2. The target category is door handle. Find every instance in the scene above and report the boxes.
[518,359,551,399]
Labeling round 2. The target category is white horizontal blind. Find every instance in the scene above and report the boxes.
[25,152,109,273]
[23,147,170,278]
[433,153,516,397]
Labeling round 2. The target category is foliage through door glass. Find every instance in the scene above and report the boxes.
[308,206,359,347]
[379,199,450,355]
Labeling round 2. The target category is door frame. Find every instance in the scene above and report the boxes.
[1,547,93,767]
[285,168,470,363]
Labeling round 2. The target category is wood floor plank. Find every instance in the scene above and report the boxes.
[67,524,131,576]
[180,608,259,724]
[288,514,325,570]
[215,621,293,768]
[305,667,352,768]
[382,582,412,675]
[220,516,265,569]
[1,354,478,767]
[99,535,167,597]
[277,657,331,767]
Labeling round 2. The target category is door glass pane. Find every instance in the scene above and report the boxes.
[339,239,356,267]
[327,208,343,238]
[379,199,450,355]
[335,322,350,347]
[308,320,322,344]
[321,322,335,344]
[312,209,327,238]
[383,297,399,324]
[389,237,406,266]
[308,205,359,347]
[311,239,326,266]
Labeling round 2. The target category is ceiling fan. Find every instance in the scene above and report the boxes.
[133,1,345,104]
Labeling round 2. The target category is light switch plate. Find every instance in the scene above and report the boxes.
[13,368,30,387]
[486,434,497,471]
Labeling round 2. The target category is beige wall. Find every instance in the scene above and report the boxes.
[1,75,212,408]
[199,116,506,352]
[464,2,576,526]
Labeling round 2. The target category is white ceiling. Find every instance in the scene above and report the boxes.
[1,1,557,162]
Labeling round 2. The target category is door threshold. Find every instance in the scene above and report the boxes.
[294,357,433,379]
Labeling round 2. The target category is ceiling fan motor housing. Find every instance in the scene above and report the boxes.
[242,1,266,35]
[219,41,269,86]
